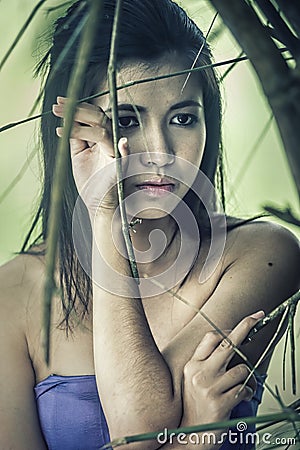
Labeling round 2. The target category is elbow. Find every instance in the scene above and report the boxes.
[108,396,182,450]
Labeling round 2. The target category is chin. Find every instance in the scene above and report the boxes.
[124,185,187,218]
[134,209,170,220]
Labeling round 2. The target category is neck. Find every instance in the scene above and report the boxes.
[129,216,178,277]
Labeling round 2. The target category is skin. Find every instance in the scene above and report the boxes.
[0,55,300,450]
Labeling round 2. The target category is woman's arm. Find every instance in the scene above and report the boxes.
[161,222,300,392]
[0,257,47,450]
[53,99,182,446]
[160,315,261,450]
[92,210,182,443]
[157,223,300,450]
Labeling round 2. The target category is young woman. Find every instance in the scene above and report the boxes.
[0,1,299,449]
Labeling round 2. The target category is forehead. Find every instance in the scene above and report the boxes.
[95,56,203,110]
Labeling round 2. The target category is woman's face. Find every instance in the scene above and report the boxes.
[95,54,206,219]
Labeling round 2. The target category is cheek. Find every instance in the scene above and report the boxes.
[195,126,207,165]
[120,133,146,157]
[181,129,206,167]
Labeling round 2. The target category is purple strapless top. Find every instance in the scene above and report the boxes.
[34,374,266,450]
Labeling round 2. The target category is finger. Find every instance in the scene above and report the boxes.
[191,330,232,361]
[56,124,91,156]
[118,137,129,157]
[221,384,255,413]
[214,364,256,395]
[56,124,113,157]
[57,96,67,104]
[53,100,110,129]
[212,311,265,370]
[69,138,89,156]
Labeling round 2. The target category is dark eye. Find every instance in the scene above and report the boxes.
[171,114,197,126]
[118,116,139,128]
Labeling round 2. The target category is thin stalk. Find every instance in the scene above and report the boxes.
[150,277,300,354]
[209,0,300,200]
[100,411,300,449]
[263,206,300,228]
[148,277,295,408]
[237,306,289,397]
[282,329,289,391]
[45,1,73,14]
[0,112,48,133]
[119,73,151,158]
[181,11,218,93]
[289,302,297,395]
[220,50,244,82]
[276,0,300,38]
[255,0,299,55]
[0,147,37,205]
[107,0,139,281]
[147,277,248,360]
[0,5,88,206]
[29,10,88,117]
[1,48,291,134]
[0,2,89,207]
[0,54,250,134]
[246,290,300,342]
[43,0,104,364]
[0,0,48,71]
[277,381,300,440]
[257,398,300,431]
[228,113,274,198]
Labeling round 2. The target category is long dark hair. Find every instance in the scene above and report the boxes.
[22,0,224,329]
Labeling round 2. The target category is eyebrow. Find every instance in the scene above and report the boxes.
[105,100,202,114]
[169,100,203,110]
[105,104,146,113]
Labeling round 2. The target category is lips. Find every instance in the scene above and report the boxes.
[136,178,175,196]
[136,177,174,186]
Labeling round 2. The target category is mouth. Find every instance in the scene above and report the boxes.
[136,178,175,197]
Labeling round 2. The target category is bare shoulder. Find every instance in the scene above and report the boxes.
[0,249,46,374]
[228,219,299,265]
[0,251,47,449]
[223,220,300,308]
[0,250,45,319]
[0,249,46,352]
[195,220,300,370]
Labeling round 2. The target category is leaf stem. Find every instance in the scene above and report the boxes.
[0,0,48,71]
[43,0,104,364]
[107,0,139,281]
[1,48,291,134]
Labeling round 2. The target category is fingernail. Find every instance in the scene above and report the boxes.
[57,96,66,103]
[56,127,63,137]
[250,310,265,320]
[119,138,128,150]
[245,386,254,401]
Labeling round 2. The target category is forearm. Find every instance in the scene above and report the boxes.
[92,211,181,441]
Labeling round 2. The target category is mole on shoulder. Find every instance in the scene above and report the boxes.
[268,262,273,267]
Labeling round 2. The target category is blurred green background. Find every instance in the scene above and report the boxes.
[0,0,299,420]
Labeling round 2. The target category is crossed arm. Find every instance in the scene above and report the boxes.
[92,207,300,450]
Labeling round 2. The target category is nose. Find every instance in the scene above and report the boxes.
[140,151,175,168]
[139,127,175,168]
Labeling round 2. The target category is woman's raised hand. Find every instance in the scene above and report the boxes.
[181,311,264,428]
[52,96,129,214]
